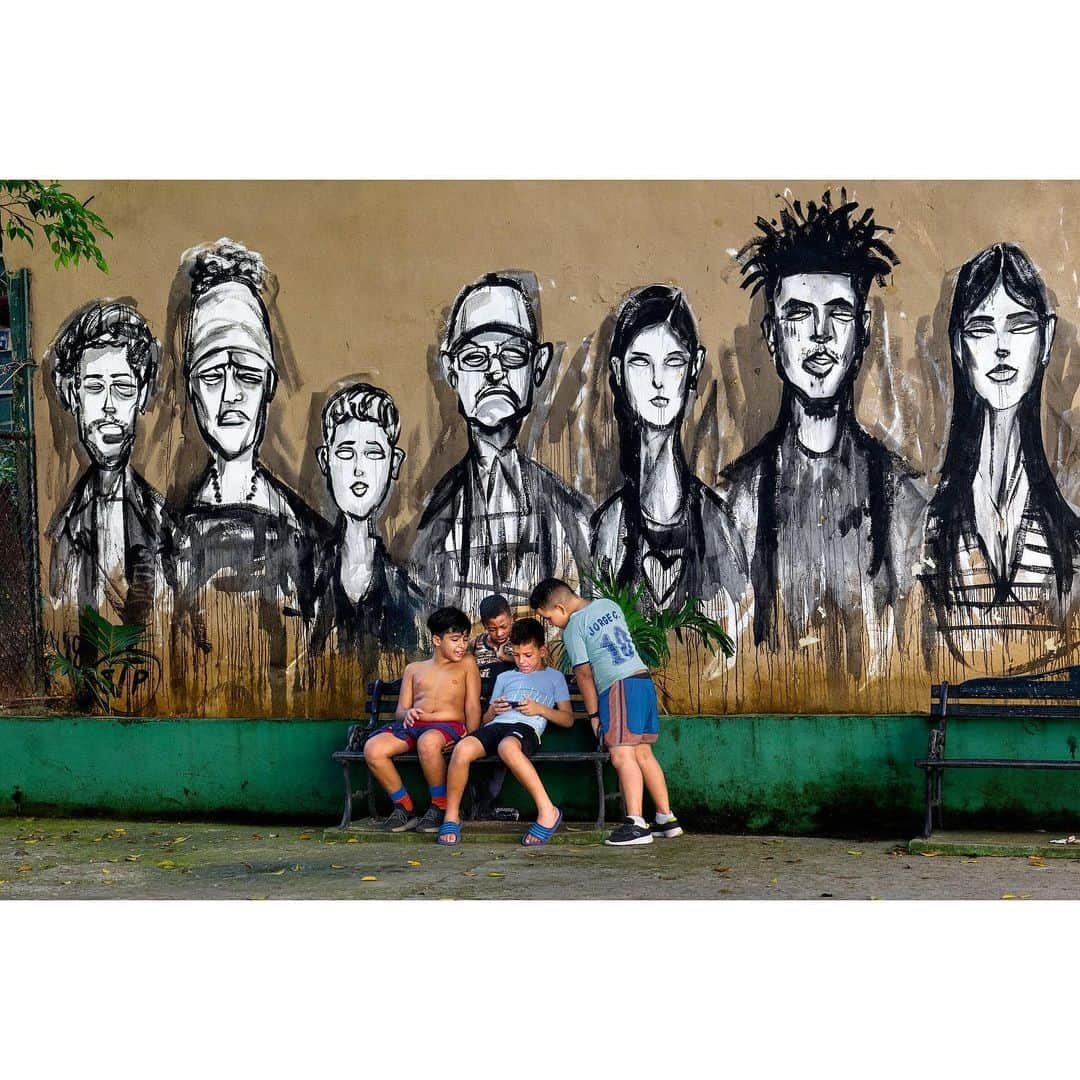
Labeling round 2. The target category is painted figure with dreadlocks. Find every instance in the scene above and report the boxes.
[718,190,923,668]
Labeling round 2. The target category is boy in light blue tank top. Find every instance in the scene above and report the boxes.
[530,577,683,847]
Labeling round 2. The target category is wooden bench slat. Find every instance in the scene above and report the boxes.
[916,758,1080,769]
[930,703,1080,719]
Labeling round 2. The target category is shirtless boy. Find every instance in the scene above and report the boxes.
[363,607,481,832]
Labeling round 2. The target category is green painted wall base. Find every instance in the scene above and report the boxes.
[2,713,1080,833]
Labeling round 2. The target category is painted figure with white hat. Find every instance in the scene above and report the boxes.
[412,271,592,612]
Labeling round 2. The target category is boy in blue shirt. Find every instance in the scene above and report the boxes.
[530,577,683,846]
[436,617,573,846]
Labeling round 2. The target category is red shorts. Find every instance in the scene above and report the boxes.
[376,719,466,750]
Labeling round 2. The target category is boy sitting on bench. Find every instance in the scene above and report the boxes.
[363,607,481,833]
[436,618,573,847]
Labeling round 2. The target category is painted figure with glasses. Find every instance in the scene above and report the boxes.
[411,271,592,612]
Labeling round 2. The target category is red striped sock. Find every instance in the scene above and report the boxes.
[389,787,413,812]
[430,784,447,810]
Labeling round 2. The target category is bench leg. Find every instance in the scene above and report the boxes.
[365,762,378,822]
[595,759,605,830]
[338,761,353,830]
[921,768,933,839]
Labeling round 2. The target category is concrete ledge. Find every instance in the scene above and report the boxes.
[909,832,1080,859]
[324,819,606,845]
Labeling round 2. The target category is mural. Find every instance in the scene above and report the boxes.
[592,284,747,621]
[47,300,171,627]
[29,181,1080,717]
[411,272,592,613]
[922,243,1080,662]
[311,381,424,658]
[720,191,924,676]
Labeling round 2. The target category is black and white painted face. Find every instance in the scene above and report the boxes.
[768,273,865,402]
[961,278,1049,412]
[617,322,700,430]
[71,346,145,468]
[447,330,535,430]
[321,417,402,521]
[189,349,272,460]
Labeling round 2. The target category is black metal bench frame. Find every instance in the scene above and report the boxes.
[916,665,1080,838]
[331,675,618,829]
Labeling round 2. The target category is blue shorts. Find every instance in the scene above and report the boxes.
[598,673,659,747]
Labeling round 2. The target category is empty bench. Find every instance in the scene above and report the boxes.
[916,665,1080,838]
[331,674,617,829]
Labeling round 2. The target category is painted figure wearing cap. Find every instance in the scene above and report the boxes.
[412,271,592,611]
[48,300,172,625]
[171,239,330,709]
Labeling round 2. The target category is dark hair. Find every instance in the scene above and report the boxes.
[738,188,898,307]
[927,242,1080,606]
[479,594,512,623]
[51,301,159,393]
[509,617,545,648]
[427,606,470,637]
[529,578,575,610]
[604,284,701,592]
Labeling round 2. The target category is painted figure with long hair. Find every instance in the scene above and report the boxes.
[592,284,747,622]
[923,243,1080,658]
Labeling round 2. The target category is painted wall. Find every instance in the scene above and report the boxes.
[14,180,1080,718]
[4,713,1080,833]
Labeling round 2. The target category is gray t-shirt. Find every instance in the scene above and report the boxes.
[488,666,570,738]
[562,598,645,695]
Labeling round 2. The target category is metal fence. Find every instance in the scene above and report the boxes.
[0,265,45,701]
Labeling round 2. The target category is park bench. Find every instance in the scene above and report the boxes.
[916,665,1080,838]
[331,673,616,829]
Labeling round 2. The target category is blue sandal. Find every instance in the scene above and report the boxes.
[521,808,563,847]
[436,821,462,846]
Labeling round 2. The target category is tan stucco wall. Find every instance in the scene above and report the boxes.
[16,180,1080,716]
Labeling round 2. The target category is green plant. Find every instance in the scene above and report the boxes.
[1,180,113,272]
[550,563,735,698]
[46,606,154,712]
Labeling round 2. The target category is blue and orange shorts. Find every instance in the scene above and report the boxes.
[598,673,659,748]
[374,719,466,750]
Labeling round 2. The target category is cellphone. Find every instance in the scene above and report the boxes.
[503,700,524,708]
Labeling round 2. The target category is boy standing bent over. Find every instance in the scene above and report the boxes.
[437,618,573,847]
[363,607,481,832]
[530,578,683,846]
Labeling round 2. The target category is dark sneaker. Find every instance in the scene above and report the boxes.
[380,806,418,833]
[651,816,684,839]
[604,818,654,846]
[416,806,446,833]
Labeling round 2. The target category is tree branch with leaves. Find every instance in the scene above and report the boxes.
[1,180,113,272]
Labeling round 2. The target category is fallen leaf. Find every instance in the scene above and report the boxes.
[1001,893,1033,900]
[248,895,268,901]
[767,878,778,887]
[125,854,141,862]
[361,875,378,881]
[268,869,286,876]
[156,860,176,869]
[24,839,38,846]
[292,864,302,872]
[330,864,344,870]
[299,833,312,841]
[112,828,127,836]
[488,871,505,878]
[869,895,882,901]
[169,836,189,845]
[713,866,732,874]
[0,880,6,886]
[847,850,863,857]
[960,858,978,864]
[101,868,112,875]
[346,837,359,844]
[407,860,421,867]
[242,863,253,871]
[17,865,31,873]
[269,833,279,838]
[251,834,263,841]
[462,870,476,877]
[920,851,941,857]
